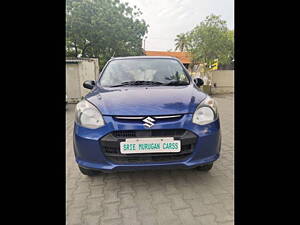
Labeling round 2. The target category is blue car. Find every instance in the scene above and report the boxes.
[73,56,221,176]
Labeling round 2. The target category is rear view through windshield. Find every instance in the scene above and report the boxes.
[99,59,189,87]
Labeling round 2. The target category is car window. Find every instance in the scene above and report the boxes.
[99,59,189,86]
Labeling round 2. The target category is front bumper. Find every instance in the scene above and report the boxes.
[73,114,221,172]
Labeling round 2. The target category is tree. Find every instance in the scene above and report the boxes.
[66,0,149,69]
[184,14,234,69]
[174,33,188,52]
[225,29,234,65]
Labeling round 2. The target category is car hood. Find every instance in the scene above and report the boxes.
[85,85,207,116]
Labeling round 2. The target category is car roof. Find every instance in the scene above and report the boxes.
[110,56,179,60]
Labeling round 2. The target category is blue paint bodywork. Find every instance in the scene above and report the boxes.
[73,57,221,172]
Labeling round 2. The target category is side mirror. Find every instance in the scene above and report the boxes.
[194,78,204,87]
[83,80,95,89]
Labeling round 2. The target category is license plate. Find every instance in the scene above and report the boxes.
[120,137,181,154]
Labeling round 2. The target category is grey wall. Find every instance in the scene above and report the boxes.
[211,70,234,94]
[66,58,99,103]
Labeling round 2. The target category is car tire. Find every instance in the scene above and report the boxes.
[78,166,99,176]
[196,163,213,171]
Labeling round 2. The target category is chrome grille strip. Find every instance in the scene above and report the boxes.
[153,115,182,119]
[114,115,182,120]
[114,116,145,119]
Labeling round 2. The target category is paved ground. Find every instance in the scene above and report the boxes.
[66,94,234,225]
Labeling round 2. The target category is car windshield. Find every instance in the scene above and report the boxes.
[99,58,190,87]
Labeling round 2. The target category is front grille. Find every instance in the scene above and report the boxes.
[112,129,186,138]
[99,129,197,163]
[113,115,183,124]
[107,154,190,163]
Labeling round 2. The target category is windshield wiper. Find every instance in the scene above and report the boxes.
[108,84,128,87]
[107,81,134,87]
[109,81,164,87]
[163,81,189,86]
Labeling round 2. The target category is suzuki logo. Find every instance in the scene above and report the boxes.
[143,117,155,128]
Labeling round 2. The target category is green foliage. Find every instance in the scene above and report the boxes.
[66,0,149,69]
[180,14,234,69]
[174,33,188,52]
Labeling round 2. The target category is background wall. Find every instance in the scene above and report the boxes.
[211,70,234,94]
[66,58,99,103]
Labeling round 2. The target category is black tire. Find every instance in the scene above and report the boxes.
[196,163,213,171]
[78,166,99,176]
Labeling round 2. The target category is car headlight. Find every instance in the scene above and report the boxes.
[75,100,105,129]
[192,95,218,125]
